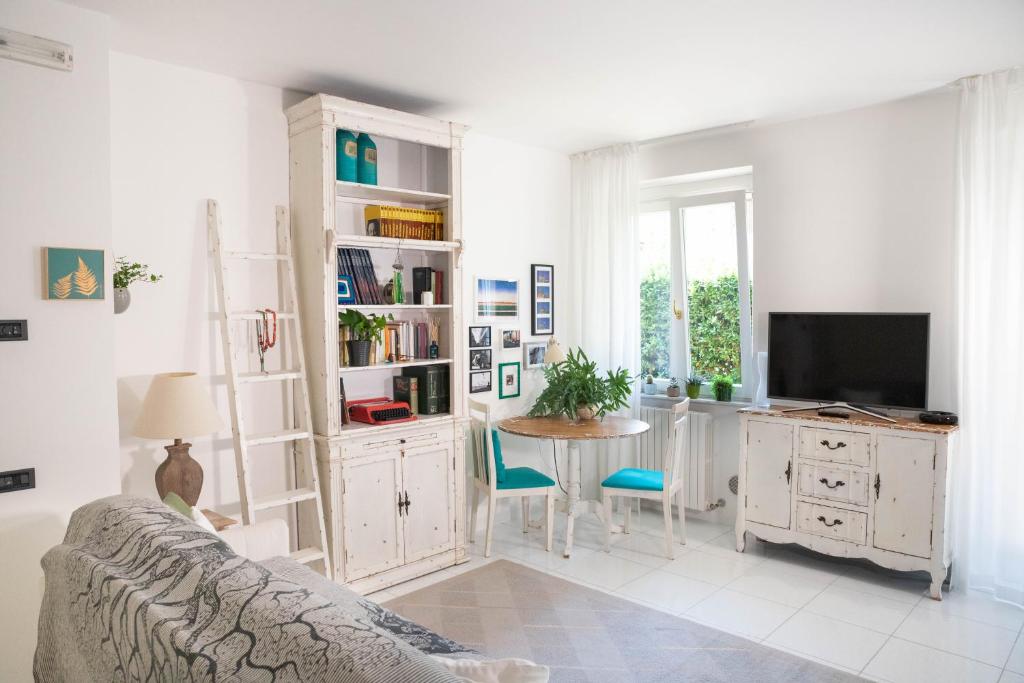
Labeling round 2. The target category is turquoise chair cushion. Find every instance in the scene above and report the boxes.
[602,468,664,492]
[498,467,556,490]
[491,429,506,483]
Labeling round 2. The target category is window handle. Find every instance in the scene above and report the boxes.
[672,298,683,320]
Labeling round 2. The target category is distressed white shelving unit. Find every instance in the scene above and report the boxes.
[286,94,468,592]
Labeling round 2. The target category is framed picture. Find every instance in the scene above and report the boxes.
[337,275,356,305]
[43,247,105,300]
[530,264,553,335]
[470,348,492,371]
[469,325,491,348]
[524,341,547,369]
[475,276,518,321]
[498,362,521,399]
[501,328,521,349]
[469,371,492,394]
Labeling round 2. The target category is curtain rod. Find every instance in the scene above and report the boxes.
[638,120,756,148]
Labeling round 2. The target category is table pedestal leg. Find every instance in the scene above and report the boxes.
[563,440,582,557]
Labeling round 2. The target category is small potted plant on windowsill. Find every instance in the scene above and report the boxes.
[712,375,734,402]
[685,375,703,399]
[666,377,681,398]
[643,369,657,395]
[338,309,392,367]
[112,257,162,314]
[529,348,633,422]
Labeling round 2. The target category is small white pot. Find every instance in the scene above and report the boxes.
[114,287,131,314]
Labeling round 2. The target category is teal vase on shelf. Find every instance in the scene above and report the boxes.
[336,129,357,182]
[357,133,377,185]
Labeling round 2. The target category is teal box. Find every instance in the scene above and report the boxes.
[357,133,377,185]
[336,129,358,182]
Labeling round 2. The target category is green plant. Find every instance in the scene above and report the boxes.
[685,375,703,389]
[712,375,734,401]
[113,257,162,289]
[338,309,393,344]
[529,348,633,421]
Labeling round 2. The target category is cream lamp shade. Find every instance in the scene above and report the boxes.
[544,337,567,364]
[134,372,223,439]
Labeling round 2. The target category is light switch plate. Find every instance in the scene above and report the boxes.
[0,320,27,341]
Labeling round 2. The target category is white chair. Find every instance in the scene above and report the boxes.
[601,399,688,558]
[468,399,555,557]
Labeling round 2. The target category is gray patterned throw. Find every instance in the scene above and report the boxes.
[34,495,464,682]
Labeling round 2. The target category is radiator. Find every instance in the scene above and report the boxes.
[638,406,715,511]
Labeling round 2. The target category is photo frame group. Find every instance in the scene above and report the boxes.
[468,325,493,392]
[531,264,553,335]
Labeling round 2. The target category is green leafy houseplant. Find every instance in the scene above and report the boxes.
[712,375,734,402]
[339,309,393,366]
[529,348,633,422]
[686,375,703,399]
[666,377,681,397]
[112,257,162,314]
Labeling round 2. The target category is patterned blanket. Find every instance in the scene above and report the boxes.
[34,495,465,682]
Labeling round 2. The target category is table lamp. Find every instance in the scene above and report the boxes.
[544,337,567,365]
[134,372,222,506]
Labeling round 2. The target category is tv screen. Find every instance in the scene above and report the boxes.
[768,313,929,410]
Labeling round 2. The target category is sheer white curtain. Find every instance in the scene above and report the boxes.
[954,67,1024,606]
[568,144,640,489]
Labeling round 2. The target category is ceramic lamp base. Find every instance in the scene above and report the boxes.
[155,438,204,506]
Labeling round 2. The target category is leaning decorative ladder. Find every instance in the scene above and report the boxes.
[209,199,331,577]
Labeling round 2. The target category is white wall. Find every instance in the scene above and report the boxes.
[461,133,573,507]
[0,1,118,679]
[110,53,307,524]
[640,90,959,521]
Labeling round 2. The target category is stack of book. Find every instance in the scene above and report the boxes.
[397,365,450,415]
[364,205,444,241]
[412,267,444,305]
[383,320,434,361]
[337,247,382,304]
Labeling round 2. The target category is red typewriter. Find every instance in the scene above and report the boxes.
[347,397,418,426]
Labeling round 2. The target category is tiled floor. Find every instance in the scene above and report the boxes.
[368,504,1024,683]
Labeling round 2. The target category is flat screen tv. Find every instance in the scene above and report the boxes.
[767,313,929,410]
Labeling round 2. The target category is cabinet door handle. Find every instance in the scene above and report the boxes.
[397,492,404,517]
[817,515,843,527]
[874,473,881,499]
[404,491,411,514]
[784,460,792,485]
[820,439,847,450]
[818,477,846,489]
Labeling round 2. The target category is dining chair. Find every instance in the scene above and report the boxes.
[601,398,688,558]
[468,399,556,557]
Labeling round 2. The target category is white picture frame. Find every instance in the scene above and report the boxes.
[524,341,547,369]
[475,276,519,322]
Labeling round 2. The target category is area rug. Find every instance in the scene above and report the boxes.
[385,559,863,683]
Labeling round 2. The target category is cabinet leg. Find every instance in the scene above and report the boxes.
[929,572,944,601]
[735,528,746,553]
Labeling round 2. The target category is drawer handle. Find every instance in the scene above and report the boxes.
[818,477,846,489]
[817,515,843,528]
[820,439,847,450]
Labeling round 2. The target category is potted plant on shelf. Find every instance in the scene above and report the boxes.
[112,257,162,314]
[643,369,657,395]
[685,375,703,399]
[528,348,632,422]
[712,375,734,402]
[338,309,392,367]
[666,377,681,398]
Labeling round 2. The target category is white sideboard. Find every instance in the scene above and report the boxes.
[735,407,958,599]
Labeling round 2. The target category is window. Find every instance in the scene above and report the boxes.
[639,190,753,395]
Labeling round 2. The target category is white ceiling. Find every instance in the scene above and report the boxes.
[71,0,1024,152]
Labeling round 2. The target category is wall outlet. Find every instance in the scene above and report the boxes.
[0,320,28,340]
[0,468,35,494]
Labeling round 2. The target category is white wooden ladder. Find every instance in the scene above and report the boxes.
[208,199,331,577]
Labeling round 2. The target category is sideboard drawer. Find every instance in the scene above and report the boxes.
[796,501,868,545]
[799,427,871,466]
[797,462,870,507]
[341,425,454,459]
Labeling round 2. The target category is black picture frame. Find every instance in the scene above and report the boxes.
[469,371,492,393]
[531,264,553,336]
[469,348,492,371]
[469,325,491,348]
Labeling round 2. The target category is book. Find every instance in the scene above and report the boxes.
[401,364,449,415]
[364,205,444,241]
[392,376,419,414]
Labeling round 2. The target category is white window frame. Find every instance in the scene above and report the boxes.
[641,190,753,397]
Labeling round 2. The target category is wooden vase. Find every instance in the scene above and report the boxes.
[155,439,204,506]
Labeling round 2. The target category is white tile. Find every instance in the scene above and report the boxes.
[833,567,930,605]
[699,529,771,560]
[1001,671,1024,683]
[617,569,719,614]
[603,528,677,568]
[804,584,918,634]
[661,547,761,586]
[763,642,862,676]
[725,558,837,608]
[863,638,1001,683]
[684,588,797,640]
[895,605,1018,667]
[917,588,1024,631]
[766,611,888,671]
[554,549,654,590]
[1007,632,1024,674]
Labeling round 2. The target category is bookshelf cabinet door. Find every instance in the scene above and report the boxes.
[401,441,456,563]
[342,450,405,580]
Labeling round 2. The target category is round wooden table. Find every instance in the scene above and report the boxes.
[498,415,650,557]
